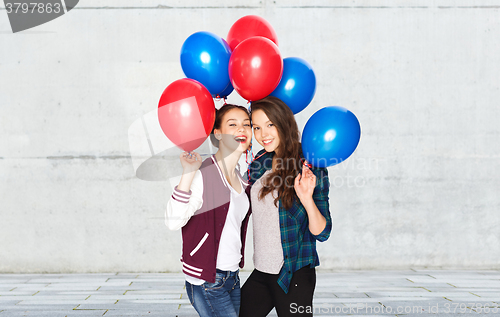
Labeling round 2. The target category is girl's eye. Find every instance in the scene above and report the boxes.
[244,124,251,127]
[253,127,260,131]
[268,124,274,128]
[229,124,236,127]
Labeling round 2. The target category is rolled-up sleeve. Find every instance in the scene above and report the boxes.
[165,170,203,230]
[311,167,332,242]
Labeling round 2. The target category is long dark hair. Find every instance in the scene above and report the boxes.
[251,96,302,210]
[210,104,250,148]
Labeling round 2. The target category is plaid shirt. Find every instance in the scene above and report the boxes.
[248,150,332,294]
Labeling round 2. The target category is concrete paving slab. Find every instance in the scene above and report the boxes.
[1,284,49,290]
[45,290,127,296]
[0,300,23,306]
[0,304,26,311]
[107,285,143,292]
[126,299,190,304]
[0,270,499,316]
[373,301,445,314]
[103,311,187,317]
[315,296,441,304]
[1,310,107,317]
[332,292,371,298]
[84,294,182,300]
[0,311,67,317]
[0,292,37,296]
[468,291,500,298]
[13,301,81,308]
[74,298,118,306]
[65,311,109,316]
[0,280,31,285]
[43,285,103,291]
[125,289,185,294]
[364,290,433,297]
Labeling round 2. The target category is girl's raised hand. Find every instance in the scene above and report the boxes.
[179,151,202,173]
[294,162,316,204]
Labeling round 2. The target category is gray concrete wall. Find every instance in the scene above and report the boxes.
[1,0,499,273]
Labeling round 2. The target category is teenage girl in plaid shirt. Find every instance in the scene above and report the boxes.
[240,96,332,317]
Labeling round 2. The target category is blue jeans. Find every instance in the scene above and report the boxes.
[185,269,241,317]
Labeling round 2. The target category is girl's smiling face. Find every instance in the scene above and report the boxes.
[251,109,280,153]
[214,108,252,152]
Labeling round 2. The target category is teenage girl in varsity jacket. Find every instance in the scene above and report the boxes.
[165,104,252,317]
[240,96,332,317]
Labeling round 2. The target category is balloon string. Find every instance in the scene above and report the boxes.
[246,148,266,180]
[186,152,212,157]
[300,157,312,169]
[214,95,229,105]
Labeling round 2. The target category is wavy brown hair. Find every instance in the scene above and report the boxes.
[251,96,302,210]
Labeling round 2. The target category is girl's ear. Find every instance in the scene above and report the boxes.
[213,128,221,140]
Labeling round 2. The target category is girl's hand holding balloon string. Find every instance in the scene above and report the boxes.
[294,163,316,204]
[180,151,202,173]
[294,162,327,236]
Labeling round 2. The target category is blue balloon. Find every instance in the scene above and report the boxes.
[301,106,361,167]
[270,57,316,114]
[181,31,232,96]
[213,81,233,99]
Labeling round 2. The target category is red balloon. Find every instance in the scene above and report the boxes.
[158,79,215,151]
[229,36,283,101]
[226,15,278,51]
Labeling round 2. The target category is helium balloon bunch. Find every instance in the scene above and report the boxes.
[157,15,318,152]
[156,15,361,167]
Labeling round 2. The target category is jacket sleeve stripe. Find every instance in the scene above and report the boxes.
[174,188,191,198]
[172,192,190,203]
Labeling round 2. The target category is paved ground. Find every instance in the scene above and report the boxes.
[0,270,499,316]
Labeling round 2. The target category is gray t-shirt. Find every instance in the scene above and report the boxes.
[251,170,284,274]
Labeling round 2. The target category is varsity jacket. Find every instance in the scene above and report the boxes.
[166,156,252,283]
